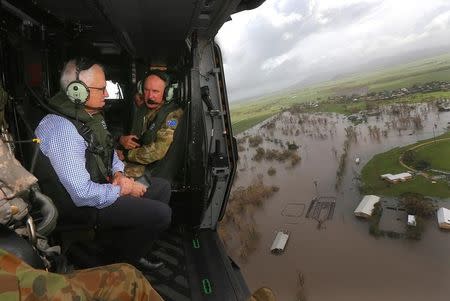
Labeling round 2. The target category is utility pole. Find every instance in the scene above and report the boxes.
[313,180,318,199]
[433,123,437,141]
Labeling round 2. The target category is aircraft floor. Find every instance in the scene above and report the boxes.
[145,228,191,301]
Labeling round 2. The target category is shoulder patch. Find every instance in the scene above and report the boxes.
[167,119,178,128]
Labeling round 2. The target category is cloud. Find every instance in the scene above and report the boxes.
[425,11,450,31]
[217,0,450,101]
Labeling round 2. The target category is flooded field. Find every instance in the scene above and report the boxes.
[226,103,450,301]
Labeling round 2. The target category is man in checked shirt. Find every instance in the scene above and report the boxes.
[35,58,170,271]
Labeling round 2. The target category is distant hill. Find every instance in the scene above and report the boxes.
[288,46,450,92]
[230,51,450,134]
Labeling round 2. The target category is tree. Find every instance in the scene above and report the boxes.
[400,193,436,218]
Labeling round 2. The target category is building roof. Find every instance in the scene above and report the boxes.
[437,207,450,225]
[407,215,417,226]
[270,231,289,253]
[381,172,412,181]
[354,195,380,217]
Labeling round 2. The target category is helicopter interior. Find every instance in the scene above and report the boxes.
[1,0,265,300]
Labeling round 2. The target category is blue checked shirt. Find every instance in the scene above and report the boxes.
[35,114,123,209]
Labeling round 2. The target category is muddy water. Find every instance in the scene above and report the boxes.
[232,104,450,301]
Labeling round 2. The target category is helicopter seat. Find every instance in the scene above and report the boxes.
[33,150,98,233]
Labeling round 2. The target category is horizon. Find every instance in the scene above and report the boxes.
[229,50,450,106]
[217,0,450,102]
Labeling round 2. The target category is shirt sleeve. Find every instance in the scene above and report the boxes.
[112,150,124,174]
[35,115,120,209]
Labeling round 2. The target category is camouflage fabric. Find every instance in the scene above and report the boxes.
[0,248,164,301]
[0,140,37,200]
[247,287,276,301]
[0,140,36,224]
[125,108,183,178]
[0,199,12,225]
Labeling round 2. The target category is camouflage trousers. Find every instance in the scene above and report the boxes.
[0,248,163,301]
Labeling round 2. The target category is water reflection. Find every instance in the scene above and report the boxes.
[228,103,450,301]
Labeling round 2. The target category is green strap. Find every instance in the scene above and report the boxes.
[192,239,200,249]
[202,279,212,295]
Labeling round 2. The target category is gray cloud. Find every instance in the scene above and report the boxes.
[217,0,450,101]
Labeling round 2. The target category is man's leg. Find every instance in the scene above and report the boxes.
[67,263,165,301]
[0,249,164,301]
[96,195,171,262]
[143,177,171,205]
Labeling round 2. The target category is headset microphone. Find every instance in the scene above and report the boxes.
[146,98,159,106]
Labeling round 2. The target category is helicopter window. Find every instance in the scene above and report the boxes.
[105,81,124,100]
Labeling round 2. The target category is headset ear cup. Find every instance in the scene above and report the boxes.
[163,85,169,101]
[66,80,90,104]
[137,80,143,95]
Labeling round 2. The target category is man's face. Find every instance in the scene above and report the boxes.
[143,75,166,110]
[83,64,108,112]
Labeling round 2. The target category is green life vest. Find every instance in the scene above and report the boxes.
[48,92,114,183]
[140,102,180,146]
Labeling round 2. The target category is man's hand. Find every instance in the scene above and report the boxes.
[112,172,147,197]
[119,135,141,150]
[129,181,147,197]
[112,172,134,196]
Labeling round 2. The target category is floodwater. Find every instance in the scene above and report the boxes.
[231,103,450,301]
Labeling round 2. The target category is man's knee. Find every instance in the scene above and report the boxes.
[147,177,171,204]
[139,200,171,233]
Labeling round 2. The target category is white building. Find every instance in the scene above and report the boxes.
[381,172,413,184]
[354,195,380,218]
[270,231,289,254]
[407,215,417,226]
[437,208,450,229]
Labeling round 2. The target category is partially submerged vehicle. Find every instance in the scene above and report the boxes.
[0,0,265,299]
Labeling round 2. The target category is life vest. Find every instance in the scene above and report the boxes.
[129,101,186,182]
[137,102,181,145]
[48,92,114,183]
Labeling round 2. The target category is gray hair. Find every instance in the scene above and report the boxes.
[59,59,104,91]
[59,59,78,91]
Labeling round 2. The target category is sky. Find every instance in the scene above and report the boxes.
[216,0,450,101]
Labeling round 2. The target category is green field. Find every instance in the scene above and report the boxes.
[361,132,450,198]
[301,91,450,115]
[414,140,450,172]
[231,52,450,134]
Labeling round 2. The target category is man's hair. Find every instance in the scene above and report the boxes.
[59,57,103,91]
[143,70,169,87]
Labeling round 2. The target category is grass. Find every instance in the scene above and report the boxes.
[231,51,450,134]
[413,139,450,172]
[305,91,450,115]
[361,132,450,198]
[232,112,275,134]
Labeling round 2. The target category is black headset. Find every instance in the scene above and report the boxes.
[65,57,95,104]
[138,70,170,100]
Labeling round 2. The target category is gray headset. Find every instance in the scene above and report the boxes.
[65,58,94,104]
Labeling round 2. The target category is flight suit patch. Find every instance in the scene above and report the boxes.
[167,119,177,128]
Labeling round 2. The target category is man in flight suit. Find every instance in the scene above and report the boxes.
[117,71,183,182]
